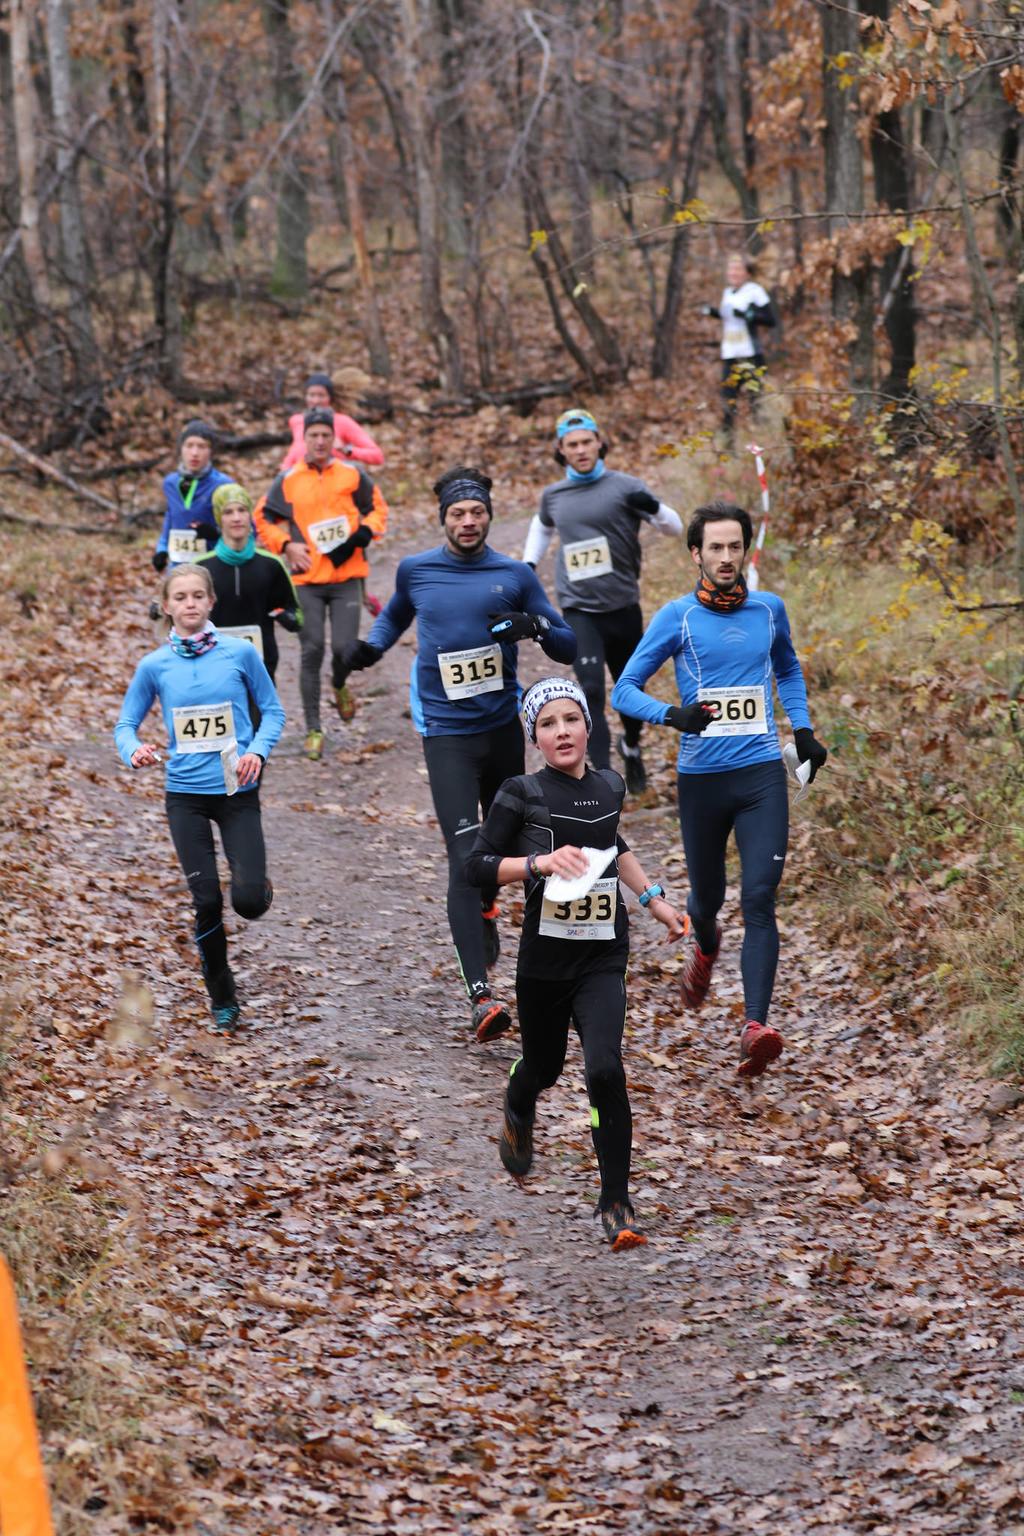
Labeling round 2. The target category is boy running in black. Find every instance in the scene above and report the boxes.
[197,483,301,683]
[466,676,685,1250]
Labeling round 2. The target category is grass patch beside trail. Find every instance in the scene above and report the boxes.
[641,510,1024,1076]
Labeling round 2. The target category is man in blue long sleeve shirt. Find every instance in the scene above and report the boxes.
[611,499,827,1079]
[342,465,576,1043]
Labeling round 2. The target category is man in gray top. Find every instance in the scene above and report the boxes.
[523,408,682,792]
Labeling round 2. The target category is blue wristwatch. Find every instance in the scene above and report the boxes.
[638,883,664,908]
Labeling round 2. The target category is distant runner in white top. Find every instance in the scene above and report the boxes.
[701,252,775,442]
[522,408,682,795]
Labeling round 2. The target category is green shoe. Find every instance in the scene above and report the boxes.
[334,684,356,722]
[304,729,324,761]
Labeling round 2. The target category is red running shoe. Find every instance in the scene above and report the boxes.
[737,1021,784,1079]
[680,924,722,1009]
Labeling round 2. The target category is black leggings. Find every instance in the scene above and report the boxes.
[564,605,645,769]
[677,759,788,1024]
[422,719,525,997]
[165,790,273,1007]
[511,970,631,1210]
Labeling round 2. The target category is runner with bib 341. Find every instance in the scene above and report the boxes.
[611,500,827,1079]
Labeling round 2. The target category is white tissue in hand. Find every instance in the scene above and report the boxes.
[543,845,618,903]
[782,743,812,802]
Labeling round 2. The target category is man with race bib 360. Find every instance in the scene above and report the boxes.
[612,500,827,1078]
[254,405,389,759]
[523,409,682,795]
[341,467,576,1043]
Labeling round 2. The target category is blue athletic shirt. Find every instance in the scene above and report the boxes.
[114,632,286,794]
[367,544,576,737]
[610,590,812,774]
[156,464,233,561]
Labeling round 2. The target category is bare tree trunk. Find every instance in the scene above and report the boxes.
[996,95,1021,261]
[44,0,99,383]
[262,0,310,300]
[436,0,471,258]
[707,0,760,241]
[822,1,873,402]
[397,0,464,392]
[9,0,52,314]
[651,76,709,380]
[321,0,391,378]
[945,89,1024,598]
[151,0,182,386]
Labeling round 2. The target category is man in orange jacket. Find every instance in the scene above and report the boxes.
[255,406,388,759]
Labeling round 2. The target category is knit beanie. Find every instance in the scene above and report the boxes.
[305,372,335,400]
[211,483,254,524]
[178,418,218,450]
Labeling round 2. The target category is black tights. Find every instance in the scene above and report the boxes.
[511,970,631,1210]
[422,719,525,997]
[165,790,273,1006]
[677,759,788,1023]
[564,605,645,770]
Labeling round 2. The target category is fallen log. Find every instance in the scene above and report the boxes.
[0,429,120,514]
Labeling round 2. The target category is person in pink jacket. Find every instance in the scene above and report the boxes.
[279,372,384,471]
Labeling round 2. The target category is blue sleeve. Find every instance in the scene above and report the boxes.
[242,648,287,759]
[520,565,576,662]
[610,601,683,725]
[770,601,812,731]
[156,474,173,553]
[367,559,416,653]
[114,659,158,765]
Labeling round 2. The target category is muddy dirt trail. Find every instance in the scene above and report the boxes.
[59,519,1024,1535]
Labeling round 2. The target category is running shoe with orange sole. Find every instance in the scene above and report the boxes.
[498,1090,534,1177]
[600,1203,648,1252]
[471,992,513,1043]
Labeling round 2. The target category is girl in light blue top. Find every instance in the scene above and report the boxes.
[115,563,285,1033]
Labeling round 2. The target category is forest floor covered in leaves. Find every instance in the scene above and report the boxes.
[3,506,1024,1536]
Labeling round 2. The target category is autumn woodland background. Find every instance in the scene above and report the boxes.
[2,0,1024,1530]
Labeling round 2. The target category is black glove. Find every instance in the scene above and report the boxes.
[625,489,659,517]
[342,640,382,673]
[794,727,828,782]
[191,520,219,547]
[152,550,169,573]
[273,608,300,633]
[665,703,714,734]
[701,304,720,318]
[328,524,374,566]
[488,611,550,643]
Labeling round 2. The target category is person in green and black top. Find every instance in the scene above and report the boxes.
[465,675,686,1252]
[197,483,302,684]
